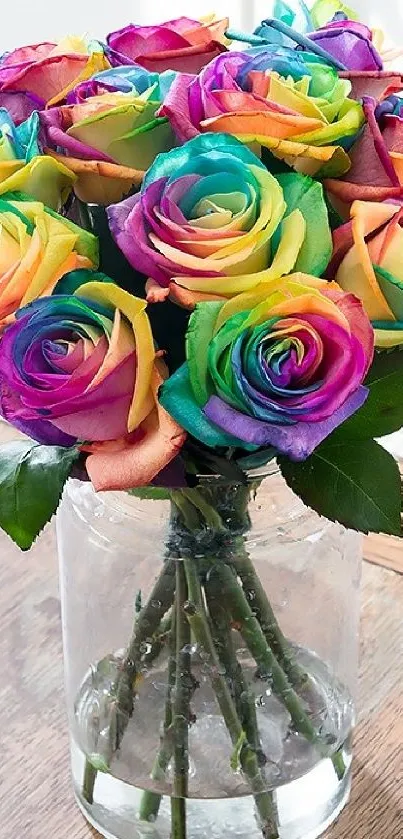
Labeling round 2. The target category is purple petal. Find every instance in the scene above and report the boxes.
[160,73,198,142]
[204,387,369,461]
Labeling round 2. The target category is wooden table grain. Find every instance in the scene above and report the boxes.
[0,424,402,838]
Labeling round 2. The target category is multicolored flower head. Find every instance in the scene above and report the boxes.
[108,132,332,309]
[328,200,403,348]
[0,271,185,489]
[41,72,175,205]
[0,36,110,115]
[0,195,98,327]
[160,273,374,460]
[106,16,229,74]
[0,110,75,208]
[160,46,364,177]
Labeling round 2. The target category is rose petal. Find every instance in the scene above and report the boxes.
[204,388,368,460]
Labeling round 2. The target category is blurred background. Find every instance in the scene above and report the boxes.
[0,1,401,53]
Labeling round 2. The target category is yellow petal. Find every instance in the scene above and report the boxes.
[0,156,75,210]
[214,273,337,331]
[234,134,351,178]
[50,36,89,56]
[375,328,403,348]
[46,150,144,205]
[267,73,326,121]
[74,282,155,432]
[336,203,395,321]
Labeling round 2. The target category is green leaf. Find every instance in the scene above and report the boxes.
[333,349,403,441]
[279,439,402,536]
[0,442,79,550]
[127,487,171,501]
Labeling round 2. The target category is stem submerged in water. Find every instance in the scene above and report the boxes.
[183,557,279,839]
[171,562,191,839]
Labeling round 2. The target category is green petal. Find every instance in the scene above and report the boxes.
[186,302,223,406]
[208,312,250,411]
[374,265,403,321]
[3,190,99,267]
[311,0,359,28]
[274,173,332,275]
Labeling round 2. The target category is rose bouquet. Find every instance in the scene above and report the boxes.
[0,5,402,839]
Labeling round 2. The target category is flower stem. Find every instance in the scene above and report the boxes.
[183,558,279,839]
[173,562,191,798]
[138,615,177,822]
[82,759,97,805]
[171,562,191,839]
[205,579,264,761]
[232,546,307,688]
[142,610,173,669]
[213,563,320,746]
[171,797,187,839]
[81,560,176,801]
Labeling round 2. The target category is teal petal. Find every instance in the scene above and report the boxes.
[53,269,115,297]
[143,133,265,189]
[160,364,247,449]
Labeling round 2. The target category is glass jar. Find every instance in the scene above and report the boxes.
[57,469,362,839]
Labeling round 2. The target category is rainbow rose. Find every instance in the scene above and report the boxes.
[0,109,75,209]
[0,272,186,490]
[0,196,98,327]
[0,37,110,116]
[328,200,403,348]
[160,273,373,460]
[106,17,228,74]
[108,133,332,309]
[160,47,364,177]
[41,68,175,205]
[325,84,403,212]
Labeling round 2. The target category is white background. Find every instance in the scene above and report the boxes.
[0,1,401,54]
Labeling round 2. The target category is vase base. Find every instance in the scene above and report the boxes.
[72,741,352,839]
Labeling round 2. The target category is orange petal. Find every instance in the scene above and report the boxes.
[46,150,144,205]
[86,369,186,491]
[169,282,226,310]
[146,278,170,303]
[200,110,324,140]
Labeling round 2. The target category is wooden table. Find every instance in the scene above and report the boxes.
[0,438,402,838]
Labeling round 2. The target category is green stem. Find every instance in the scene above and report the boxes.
[171,797,187,839]
[173,562,191,799]
[205,579,263,760]
[213,563,319,746]
[171,562,191,839]
[233,546,306,688]
[183,558,279,839]
[139,615,177,822]
[142,611,173,669]
[332,748,347,780]
[82,759,97,805]
[81,560,176,800]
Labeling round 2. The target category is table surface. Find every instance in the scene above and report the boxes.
[0,424,402,839]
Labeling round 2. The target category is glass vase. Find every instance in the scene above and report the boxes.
[56,469,362,839]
